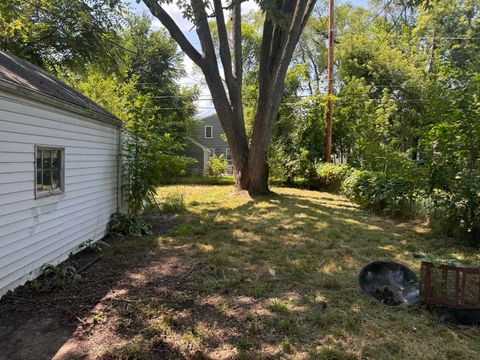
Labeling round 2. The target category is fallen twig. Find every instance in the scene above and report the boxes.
[58,306,87,325]
[106,297,140,303]
[77,257,100,274]
[52,291,105,301]
[179,262,203,281]
[5,295,40,303]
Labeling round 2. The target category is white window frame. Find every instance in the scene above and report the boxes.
[35,145,65,198]
[225,148,232,162]
[205,125,213,139]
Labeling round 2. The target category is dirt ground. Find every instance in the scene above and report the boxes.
[0,214,202,360]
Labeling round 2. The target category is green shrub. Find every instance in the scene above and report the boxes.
[208,154,228,177]
[108,213,152,236]
[124,132,195,215]
[425,187,479,244]
[427,190,462,237]
[342,170,415,217]
[309,163,351,192]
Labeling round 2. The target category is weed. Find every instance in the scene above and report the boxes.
[268,299,290,315]
[163,313,180,327]
[160,193,186,213]
[141,320,171,339]
[236,335,256,353]
[80,239,111,253]
[182,328,200,345]
[281,337,295,353]
[92,311,106,324]
[217,299,230,314]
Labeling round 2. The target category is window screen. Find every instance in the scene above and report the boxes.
[35,146,64,197]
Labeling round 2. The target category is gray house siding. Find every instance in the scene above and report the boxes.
[185,139,207,176]
[192,115,228,155]
[185,114,232,175]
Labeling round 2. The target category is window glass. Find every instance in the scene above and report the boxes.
[35,146,64,197]
[205,126,212,138]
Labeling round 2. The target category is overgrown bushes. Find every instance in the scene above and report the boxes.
[342,169,416,217]
[291,163,479,244]
[307,163,351,192]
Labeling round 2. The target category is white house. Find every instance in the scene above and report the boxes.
[0,51,123,297]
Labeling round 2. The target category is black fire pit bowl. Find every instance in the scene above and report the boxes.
[359,261,419,307]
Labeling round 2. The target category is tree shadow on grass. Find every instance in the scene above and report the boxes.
[1,187,479,359]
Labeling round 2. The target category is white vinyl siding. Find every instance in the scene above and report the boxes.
[0,90,119,297]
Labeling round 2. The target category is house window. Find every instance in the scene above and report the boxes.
[226,148,232,163]
[209,148,215,157]
[205,125,213,139]
[35,146,64,197]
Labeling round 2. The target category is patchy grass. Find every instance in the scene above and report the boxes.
[152,185,480,359]
[2,185,480,359]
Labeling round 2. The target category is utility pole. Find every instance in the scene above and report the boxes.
[325,0,334,163]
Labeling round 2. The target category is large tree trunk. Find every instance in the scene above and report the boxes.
[142,0,316,196]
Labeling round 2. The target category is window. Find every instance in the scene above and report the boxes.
[226,148,232,163]
[35,146,64,197]
[205,125,213,139]
[209,148,215,157]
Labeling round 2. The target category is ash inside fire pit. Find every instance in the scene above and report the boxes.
[359,261,419,307]
[371,287,403,306]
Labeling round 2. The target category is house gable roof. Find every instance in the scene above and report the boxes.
[0,51,121,126]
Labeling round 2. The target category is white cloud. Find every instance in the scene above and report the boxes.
[156,1,260,32]
[163,3,195,33]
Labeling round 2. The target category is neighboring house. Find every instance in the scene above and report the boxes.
[185,113,233,175]
[0,51,123,297]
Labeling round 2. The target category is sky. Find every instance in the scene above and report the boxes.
[123,0,369,116]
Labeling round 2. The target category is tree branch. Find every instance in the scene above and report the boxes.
[258,18,274,94]
[213,0,236,95]
[191,0,218,68]
[232,0,242,84]
[142,0,203,67]
[273,0,315,91]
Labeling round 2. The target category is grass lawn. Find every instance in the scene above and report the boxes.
[171,176,235,185]
[2,185,480,359]
[152,185,480,359]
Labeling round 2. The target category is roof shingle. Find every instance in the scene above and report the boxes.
[0,51,119,122]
